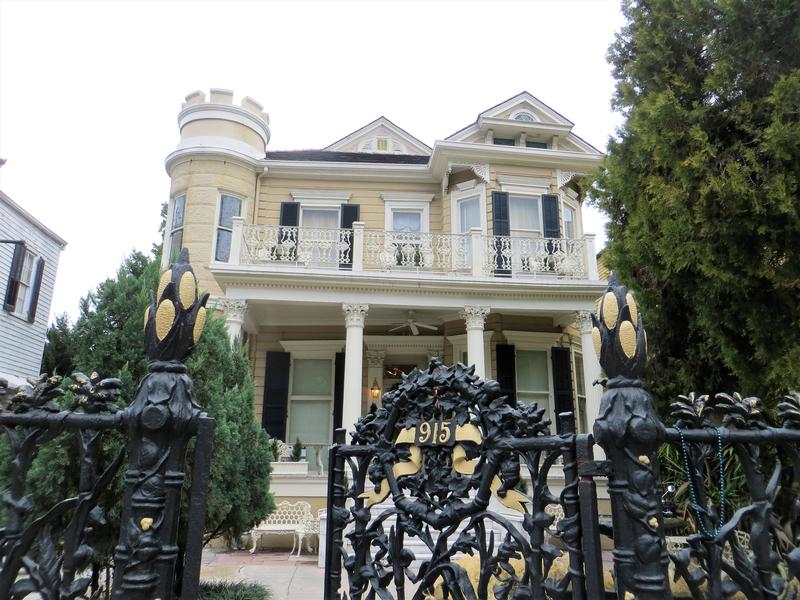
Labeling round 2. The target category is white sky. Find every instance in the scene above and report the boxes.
[0,0,625,323]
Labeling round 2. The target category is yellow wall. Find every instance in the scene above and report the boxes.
[255,177,441,232]
[169,158,257,295]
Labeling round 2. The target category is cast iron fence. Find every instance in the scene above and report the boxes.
[325,275,800,599]
[0,250,214,600]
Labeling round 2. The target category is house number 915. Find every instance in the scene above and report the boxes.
[414,419,456,446]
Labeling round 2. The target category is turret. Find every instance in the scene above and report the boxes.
[164,90,268,290]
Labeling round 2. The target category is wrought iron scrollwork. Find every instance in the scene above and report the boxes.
[665,391,800,599]
[327,358,592,600]
[0,249,214,600]
[0,373,124,600]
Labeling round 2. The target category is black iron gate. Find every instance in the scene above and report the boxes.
[325,276,800,600]
[0,250,214,600]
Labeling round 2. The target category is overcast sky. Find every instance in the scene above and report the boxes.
[0,0,626,323]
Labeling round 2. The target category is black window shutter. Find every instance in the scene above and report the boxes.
[551,347,575,433]
[339,204,360,270]
[4,242,26,312]
[26,258,45,323]
[495,344,516,404]
[262,351,290,440]
[542,194,561,239]
[333,352,345,430]
[278,202,299,261]
[491,191,511,276]
[279,202,299,226]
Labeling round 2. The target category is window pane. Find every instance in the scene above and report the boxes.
[219,195,242,229]
[526,141,548,149]
[292,359,332,396]
[288,400,331,444]
[509,195,540,231]
[215,229,232,262]
[516,350,549,392]
[459,197,480,232]
[563,205,575,239]
[493,138,515,146]
[393,211,421,233]
[172,195,186,228]
[14,283,29,314]
[574,353,585,395]
[170,230,183,259]
[20,252,34,284]
[302,208,338,229]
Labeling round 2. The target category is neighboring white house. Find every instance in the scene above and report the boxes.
[0,190,67,388]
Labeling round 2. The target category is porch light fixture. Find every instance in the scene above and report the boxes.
[370,379,381,400]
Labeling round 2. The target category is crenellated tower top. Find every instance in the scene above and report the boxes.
[174,88,270,160]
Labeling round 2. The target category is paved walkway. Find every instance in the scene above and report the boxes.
[201,551,324,599]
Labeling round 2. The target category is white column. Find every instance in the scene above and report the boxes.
[342,304,369,432]
[578,310,605,459]
[365,350,385,407]
[461,306,490,378]
[215,298,247,346]
[230,216,245,265]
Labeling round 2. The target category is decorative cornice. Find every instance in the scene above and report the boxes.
[461,306,490,330]
[558,170,584,189]
[576,310,594,335]
[343,304,369,328]
[211,297,247,322]
[366,350,386,368]
[443,162,490,194]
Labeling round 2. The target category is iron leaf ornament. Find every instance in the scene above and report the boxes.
[143,248,209,362]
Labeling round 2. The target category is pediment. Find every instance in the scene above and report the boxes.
[324,116,431,156]
[480,92,574,127]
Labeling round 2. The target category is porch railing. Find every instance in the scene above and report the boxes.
[231,218,599,279]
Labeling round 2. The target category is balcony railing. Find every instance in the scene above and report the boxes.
[231,219,598,279]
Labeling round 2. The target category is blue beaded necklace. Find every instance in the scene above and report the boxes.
[673,425,726,538]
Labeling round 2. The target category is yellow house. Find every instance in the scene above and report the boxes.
[163,89,606,512]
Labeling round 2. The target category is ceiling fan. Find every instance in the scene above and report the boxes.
[389,310,438,336]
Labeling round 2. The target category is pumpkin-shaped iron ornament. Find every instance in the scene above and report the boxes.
[591,272,647,380]
[143,249,209,362]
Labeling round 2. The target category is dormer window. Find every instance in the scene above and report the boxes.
[512,111,537,122]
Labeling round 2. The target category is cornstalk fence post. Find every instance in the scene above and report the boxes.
[591,274,672,599]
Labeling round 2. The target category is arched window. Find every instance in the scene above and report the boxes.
[512,111,537,122]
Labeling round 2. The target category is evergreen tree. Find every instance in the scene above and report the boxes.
[592,0,800,407]
[40,313,76,377]
[10,249,273,569]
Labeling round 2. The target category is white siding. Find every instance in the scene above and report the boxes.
[0,195,65,386]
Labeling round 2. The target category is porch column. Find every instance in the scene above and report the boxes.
[461,306,490,379]
[215,298,247,346]
[342,304,369,432]
[578,310,605,459]
[365,350,385,407]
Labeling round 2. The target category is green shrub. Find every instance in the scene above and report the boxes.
[197,580,272,600]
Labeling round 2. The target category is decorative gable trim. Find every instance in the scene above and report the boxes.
[324,116,431,155]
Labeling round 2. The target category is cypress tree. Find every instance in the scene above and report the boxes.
[592,0,800,407]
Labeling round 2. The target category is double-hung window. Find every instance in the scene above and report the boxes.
[515,349,552,422]
[574,352,587,433]
[287,358,334,446]
[3,243,44,323]
[215,194,242,262]
[169,194,185,262]
[562,204,576,239]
